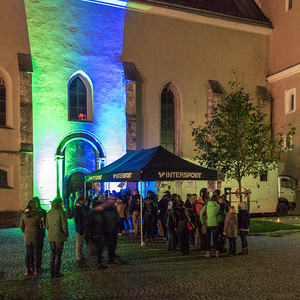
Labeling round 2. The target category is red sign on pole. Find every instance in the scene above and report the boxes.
[235,188,248,198]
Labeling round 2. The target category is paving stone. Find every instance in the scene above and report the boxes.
[1,221,300,299]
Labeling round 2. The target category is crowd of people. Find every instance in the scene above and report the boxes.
[19,187,250,278]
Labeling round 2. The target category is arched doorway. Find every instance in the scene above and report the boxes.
[55,131,105,201]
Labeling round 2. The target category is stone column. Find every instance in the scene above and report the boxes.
[55,155,64,198]
[19,54,33,209]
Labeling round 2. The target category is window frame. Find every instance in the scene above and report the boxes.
[285,88,296,114]
[68,72,93,123]
[160,85,175,153]
[285,0,292,11]
[0,77,6,126]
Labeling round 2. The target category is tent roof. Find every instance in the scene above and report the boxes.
[85,146,219,182]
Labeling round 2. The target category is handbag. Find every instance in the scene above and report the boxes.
[187,222,193,232]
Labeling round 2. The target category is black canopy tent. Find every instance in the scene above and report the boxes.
[84,146,219,245]
[85,146,218,182]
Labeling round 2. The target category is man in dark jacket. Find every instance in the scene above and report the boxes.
[90,200,106,270]
[74,196,90,263]
[102,196,120,266]
[158,191,170,238]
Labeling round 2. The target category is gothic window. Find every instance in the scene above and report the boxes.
[0,78,6,126]
[161,85,175,153]
[0,169,7,187]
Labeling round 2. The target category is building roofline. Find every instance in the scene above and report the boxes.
[132,0,273,29]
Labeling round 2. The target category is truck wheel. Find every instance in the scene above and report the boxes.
[276,202,288,216]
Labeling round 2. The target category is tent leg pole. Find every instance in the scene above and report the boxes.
[84,181,87,200]
[140,180,144,246]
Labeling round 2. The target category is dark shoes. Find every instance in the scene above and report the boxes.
[97,264,107,270]
[107,260,118,267]
[51,273,64,278]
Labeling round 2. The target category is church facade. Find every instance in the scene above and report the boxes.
[2,0,289,221]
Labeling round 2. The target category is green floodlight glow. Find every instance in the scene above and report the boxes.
[25,0,127,205]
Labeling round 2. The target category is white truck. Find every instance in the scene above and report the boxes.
[157,166,296,216]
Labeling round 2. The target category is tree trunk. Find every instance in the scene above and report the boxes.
[238,179,243,203]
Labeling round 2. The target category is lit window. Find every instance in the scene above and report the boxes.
[286,0,292,11]
[285,88,296,114]
[0,78,6,126]
[161,85,175,153]
[0,169,7,187]
[68,72,93,122]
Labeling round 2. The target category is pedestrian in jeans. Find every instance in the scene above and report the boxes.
[115,195,128,235]
[238,201,250,255]
[74,196,90,263]
[200,194,220,258]
[223,206,238,256]
[19,200,43,276]
[129,189,141,235]
[46,198,68,278]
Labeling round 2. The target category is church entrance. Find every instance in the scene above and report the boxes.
[55,132,105,202]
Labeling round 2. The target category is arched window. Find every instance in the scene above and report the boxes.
[0,169,8,187]
[0,77,6,126]
[161,84,175,153]
[68,72,93,122]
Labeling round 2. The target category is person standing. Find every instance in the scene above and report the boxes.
[158,190,170,238]
[129,189,141,235]
[173,199,191,255]
[31,197,47,274]
[143,191,156,242]
[200,194,220,258]
[194,188,208,251]
[90,200,106,270]
[223,206,238,256]
[115,195,128,235]
[238,201,250,255]
[46,198,69,278]
[166,194,180,250]
[19,200,43,276]
[102,196,120,266]
[217,194,227,253]
[74,196,90,263]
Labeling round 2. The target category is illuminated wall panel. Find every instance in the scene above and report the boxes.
[24,0,127,203]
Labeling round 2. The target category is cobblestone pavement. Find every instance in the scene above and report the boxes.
[1,221,300,300]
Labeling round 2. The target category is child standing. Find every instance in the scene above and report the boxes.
[238,201,250,255]
[223,206,238,256]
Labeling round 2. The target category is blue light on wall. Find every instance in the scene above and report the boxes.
[81,0,128,9]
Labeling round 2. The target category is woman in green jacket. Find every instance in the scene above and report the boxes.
[200,194,220,258]
[46,198,68,278]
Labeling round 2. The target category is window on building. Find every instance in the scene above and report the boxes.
[286,0,292,11]
[0,169,8,187]
[161,85,175,153]
[285,88,296,114]
[68,76,88,122]
[0,78,6,126]
[260,173,268,181]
